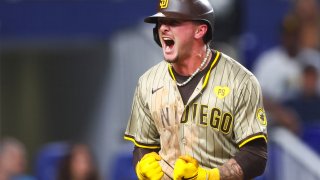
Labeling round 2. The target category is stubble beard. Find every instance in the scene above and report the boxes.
[164,55,179,64]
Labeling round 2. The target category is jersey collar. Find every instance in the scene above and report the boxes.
[168,50,221,90]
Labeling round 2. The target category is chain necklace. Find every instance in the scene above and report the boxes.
[171,45,211,87]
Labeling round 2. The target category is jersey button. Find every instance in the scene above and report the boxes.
[181,138,187,144]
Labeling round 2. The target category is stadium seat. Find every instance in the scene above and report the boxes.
[301,123,320,155]
[110,151,136,180]
[35,142,69,180]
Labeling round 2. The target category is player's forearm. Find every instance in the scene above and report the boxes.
[215,139,267,180]
[233,139,267,179]
[217,158,243,180]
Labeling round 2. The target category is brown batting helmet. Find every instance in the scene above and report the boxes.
[144,0,215,47]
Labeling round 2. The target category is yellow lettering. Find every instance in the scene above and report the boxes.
[210,108,221,129]
[159,0,169,9]
[181,105,190,123]
[180,103,233,134]
[218,89,225,96]
[199,105,208,126]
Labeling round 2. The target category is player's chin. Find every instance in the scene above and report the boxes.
[164,57,178,63]
[162,47,178,63]
[163,52,178,63]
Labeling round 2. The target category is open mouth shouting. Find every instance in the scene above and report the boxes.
[162,37,175,54]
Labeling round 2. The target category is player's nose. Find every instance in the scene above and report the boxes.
[158,23,170,33]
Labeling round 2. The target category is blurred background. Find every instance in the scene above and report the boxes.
[0,0,320,180]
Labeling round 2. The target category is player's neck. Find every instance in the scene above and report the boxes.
[172,44,210,76]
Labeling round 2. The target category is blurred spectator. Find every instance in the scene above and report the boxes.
[284,65,320,123]
[0,137,35,180]
[253,14,302,134]
[297,48,320,95]
[57,143,100,180]
[253,14,302,101]
[293,0,320,50]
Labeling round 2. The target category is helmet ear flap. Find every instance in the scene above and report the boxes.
[153,25,162,47]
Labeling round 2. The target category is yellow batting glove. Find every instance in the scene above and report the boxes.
[173,155,220,180]
[136,152,164,180]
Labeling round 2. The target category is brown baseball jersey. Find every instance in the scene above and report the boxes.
[124,51,267,178]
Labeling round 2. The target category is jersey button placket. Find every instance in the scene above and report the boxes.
[181,137,187,144]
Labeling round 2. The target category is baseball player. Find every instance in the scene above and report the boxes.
[124,0,268,179]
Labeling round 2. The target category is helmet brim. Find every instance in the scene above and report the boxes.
[144,12,166,23]
[144,12,194,24]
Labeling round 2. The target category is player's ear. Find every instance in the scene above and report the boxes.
[194,24,208,40]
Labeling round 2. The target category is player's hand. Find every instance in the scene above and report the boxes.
[173,155,199,180]
[136,152,164,180]
[173,155,220,180]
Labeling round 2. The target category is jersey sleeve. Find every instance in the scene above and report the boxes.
[124,79,161,149]
[233,75,267,148]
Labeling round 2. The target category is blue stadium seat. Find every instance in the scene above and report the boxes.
[301,123,320,155]
[110,151,137,180]
[35,142,69,180]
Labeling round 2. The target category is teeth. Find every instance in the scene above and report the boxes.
[162,37,174,47]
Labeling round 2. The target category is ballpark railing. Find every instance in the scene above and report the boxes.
[260,127,320,180]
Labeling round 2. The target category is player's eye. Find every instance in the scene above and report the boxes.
[158,19,184,26]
